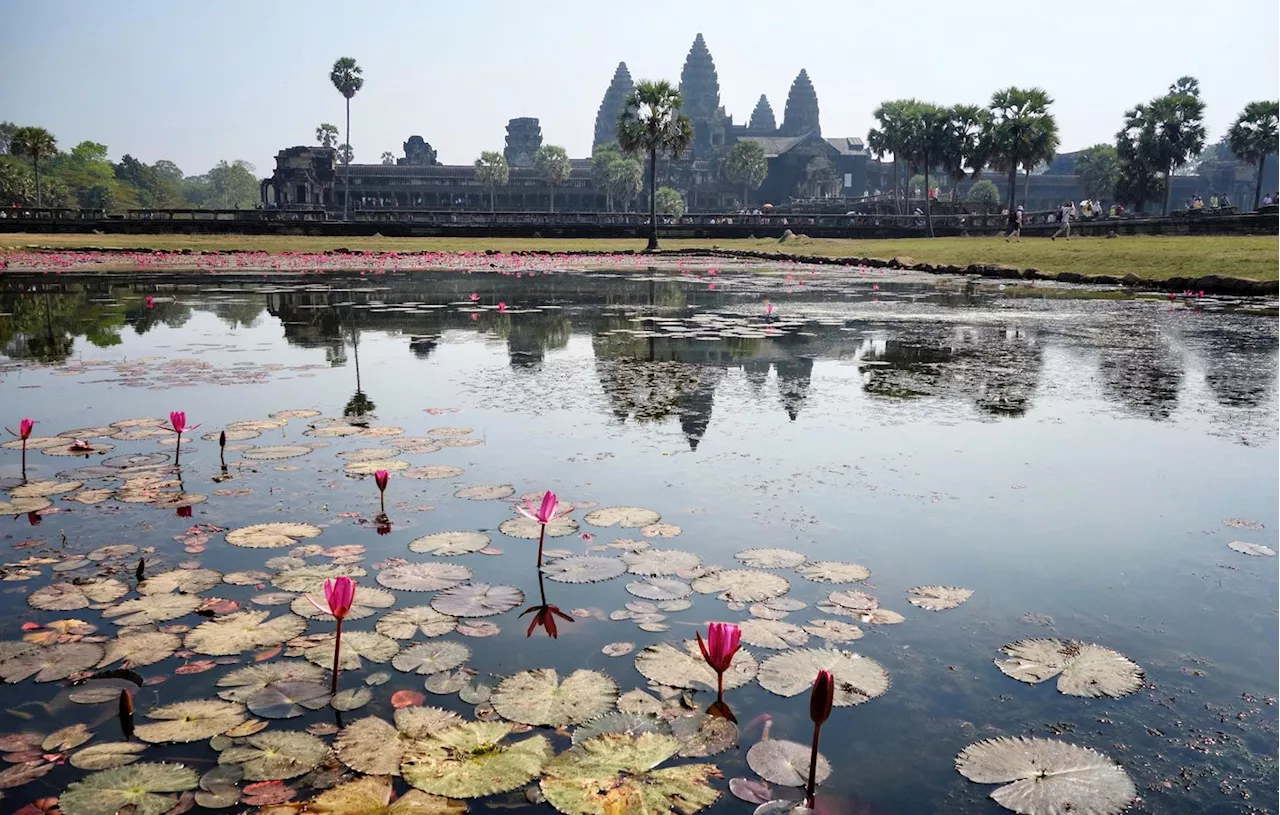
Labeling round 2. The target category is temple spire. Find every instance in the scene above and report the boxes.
[679,33,720,121]
[748,94,776,133]
[780,69,821,136]
[593,62,635,147]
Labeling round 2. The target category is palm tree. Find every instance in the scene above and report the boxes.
[316,123,338,148]
[897,102,950,237]
[10,127,57,207]
[1126,78,1204,215]
[329,57,364,220]
[474,151,509,212]
[532,145,570,212]
[868,101,913,214]
[607,155,643,212]
[617,80,693,251]
[939,104,990,203]
[984,87,1058,210]
[1227,100,1279,210]
[724,140,768,209]
[380,152,396,166]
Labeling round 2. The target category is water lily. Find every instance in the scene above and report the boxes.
[696,621,741,720]
[517,490,573,566]
[175,505,193,519]
[306,576,356,694]
[469,292,480,301]
[521,603,574,638]
[6,417,35,476]
[161,411,199,467]
[374,469,390,513]
[497,301,507,313]
[806,669,835,808]
[765,303,776,317]
[145,295,154,308]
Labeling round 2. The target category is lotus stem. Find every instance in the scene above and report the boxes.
[379,494,385,514]
[173,430,181,467]
[21,440,27,479]
[536,524,546,568]
[331,618,343,695]
[805,721,823,808]
[717,671,725,704]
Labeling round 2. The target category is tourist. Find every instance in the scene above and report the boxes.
[1192,194,1204,210]
[1004,205,1023,242]
[1209,194,1219,210]
[1220,193,1232,208]
[1051,201,1075,240]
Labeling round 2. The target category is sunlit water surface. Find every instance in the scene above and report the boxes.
[0,269,1276,814]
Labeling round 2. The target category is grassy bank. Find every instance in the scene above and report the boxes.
[1,233,1276,282]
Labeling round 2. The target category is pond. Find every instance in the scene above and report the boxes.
[0,265,1276,815]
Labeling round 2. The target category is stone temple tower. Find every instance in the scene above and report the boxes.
[679,33,727,158]
[504,118,543,167]
[780,69,821,136]
[594,62,636,148]
[748,94,777,134]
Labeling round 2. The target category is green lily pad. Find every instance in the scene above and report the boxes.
[185,610,307,656]
[621,548,702,577]
[58,762,199,815]
[376,606,459,639]
[97,630,182,669]
[739,619,810,650]
[402,721,552,798]
[756,648,889,706]
[409,531,491,556]
[955,737,1138,815]
[994,639,1144,699]
[332,687,373,711]
[376,562,473,592]
[907,585,973,610]
[391,640,472,675]
[291,586,396,621]
[303,631,400,670]
[335,708,463,776]
[747,739,830,787]
[691,570,790,602]
[795,562,871,583]
[70,741,147,770]
[217,662,332,718]
[634,640,758,692]
[272,563,368,593]
[498,515,579,539]
[0,641,104,683]
[308,776,469,814]
[583,506,662,528]
[625,577,692,601]
[541,556,626,584]
[454,484,515,501]
[138,568,222,595]
[227,521,323,548]
[735,549,808,569]
[134,699,249,744]
[218,730,328,780]
[104,594,201,625]
[491,668,619,726]
[572,712,672,746]
[431,583,524,617]
[29,578,128,610]
[540,732,720,815]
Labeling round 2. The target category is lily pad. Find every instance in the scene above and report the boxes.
[431,583,524,617]
[292,586,396,621]
[241,445,314,461]
[692,570,790,602]
[542,556,626,584]
[134,700,249,743]
[392,640,472,675]
[625,577,693,600]
[70,741,148,770]
[747,739,830,788]
[491,668,619,726]
[736,549,808,569]
[1228,541,1277,557]
[540,732,720,815]
[377,562,473,592]
[185,610,307,656]
[217,662,332,718]
[756,648,889,706]
[308,776,468,814]
[739,619,810,649]
[499,515,579,539]
[0,641,104,683]
[104,594,200,626]
[572,712,673,746]
[404,465,465,480]
[409,531,491,556]
[138,568,222,595]
[347,459,412,474]
[218,730,328,780]
[671,712,738,758]
[58,762,200,815]
[227,522,323,549]
[583,506,662,528]
[621,548,702,577]
[454,484,515,501]
[802,619,864,643]
[272,563,368,593]
[955,737,1138,815]
[98,630,182,669]
[401,721,552,798]
[795,562,871,583]
[304,631,401,670]
[333,687,374,711]
[994,639,1144,699]
[335,708,463,776]
[634,640,758,692]
[10,479,83,497]
[377,606,459,639]
[907,586,973,611]
[0,495,52,513]
[29,578,128,610]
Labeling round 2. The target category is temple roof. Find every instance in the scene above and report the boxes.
[824,137,867,155]
[679,33,721,121]
[780,69,821,136]
[593,62,635,147]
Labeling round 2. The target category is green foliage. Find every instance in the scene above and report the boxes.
[1074,144,1120,201]
[618,79,694,248]
[380,152,396,165]
[0,121,15,155]
[724,140,768,202]
[533,145,571,212]
[654,186,684,217]
[896,101,952,234]
[329,58,364,100]
[338,144,354,165]
[47,141,118,208]
[186,160,259,209]
[591,144,643,212]
[1117,77,1206,213]
[316,123,339,148]
[940,104,991,186]
[1227,100,1279,209]
[0,156,34,205]
[966,179,1000,206]
[985,87,1060,206]
[10,125,57,206]
[474,151,510,211]
[153,160,184,185]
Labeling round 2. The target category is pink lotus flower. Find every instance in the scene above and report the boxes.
[16,418,34,440]
[765,303,775,316]
[470,293,480,301]
[374,469,389,513]
[161,411,198,466]
[517,490,572,567]
[497,302,507,313]
[697,621,741,720]
[145,296,154,309]
[307,576,356,694]
[806,669,836,807]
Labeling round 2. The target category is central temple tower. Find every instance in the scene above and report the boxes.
[679,33,729,158]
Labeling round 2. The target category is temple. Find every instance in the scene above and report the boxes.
[261,34,869,212]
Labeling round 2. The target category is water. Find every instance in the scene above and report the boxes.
[0,267,1276,814]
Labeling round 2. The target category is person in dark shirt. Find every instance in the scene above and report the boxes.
[1004,206,1023,242]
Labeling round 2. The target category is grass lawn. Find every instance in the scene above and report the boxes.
[1,233,1275,282]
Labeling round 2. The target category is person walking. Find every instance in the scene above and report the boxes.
[1051,201,1075,240]
[1004,205,1023,242]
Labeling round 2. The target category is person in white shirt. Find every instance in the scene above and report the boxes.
[1051,201,1076,240]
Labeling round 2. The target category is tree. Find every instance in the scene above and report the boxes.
[654,186,684,217]
[10,126,57,207]
[0,158,34,205]
[1120,77,1206,214]
[896,101,950,236]
[203,160,259,209]
[868,100,913,213]
[1113,157,1164,212]
[153,160,184,185]
[966,179,1000,207]
[607,157,643,212]
[49,141,120,209]
[337,144,354,165]
[617,79,693,250]
[1074,144,1121,202]
[939,104,990,201]
[329,57,364,219]
[592,143,621,211]
[474,151,509,212]
[533,145,570,212]
[1227,100,1279,210]
[0,122,15,155]
[380,151,396,166]
[724,140,768,208]
[316,123,339,149]
[984,87,1059,210]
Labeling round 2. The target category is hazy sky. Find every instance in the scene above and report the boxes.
[3,0,1277,177]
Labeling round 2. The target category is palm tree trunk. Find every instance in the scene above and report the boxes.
[549,184,554,214]
[34,158,43,208]
[1022,167,1030,209]
[343,98,352,219]
[490,187,495,213]
[924,163,934,238]
[646,145,658,251]
[1163,162,1174,215]
[1255,156,1266,211]
[892,161,900,215]
[1007,164,1017,214]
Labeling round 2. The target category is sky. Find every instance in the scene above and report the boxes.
[2,0,1277,178]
